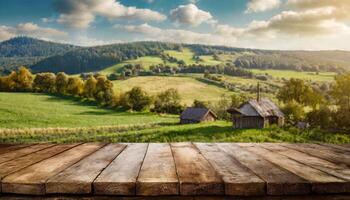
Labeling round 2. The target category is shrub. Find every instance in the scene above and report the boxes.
[121,87,152,111]
[154,89,183,114]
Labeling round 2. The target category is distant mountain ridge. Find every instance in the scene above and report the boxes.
[1,37,350,75]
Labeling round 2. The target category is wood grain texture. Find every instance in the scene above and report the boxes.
[195,143,265,196]
[0,144,31,155]
[1,143,104,195]
[46,143,126,194]
[0,144,78,180]
[318,143,350,152]
[0,144,54,164]
[280,143,350,168]
[261,144,350,181]
[219,143,310,195]
[171,143,224,196]
[93,143,148,195]
[239,143,350,194]
[136,143,179,196]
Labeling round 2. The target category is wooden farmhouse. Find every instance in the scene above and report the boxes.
[227,98,285,129]
[180,107,217,124]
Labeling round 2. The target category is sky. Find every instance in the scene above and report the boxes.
[0,0,349,50]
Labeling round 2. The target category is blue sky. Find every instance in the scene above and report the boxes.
[0,0,349,50]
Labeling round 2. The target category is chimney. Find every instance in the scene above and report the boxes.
[257,82,260,102]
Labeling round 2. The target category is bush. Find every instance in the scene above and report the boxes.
[153,89,183,114]
[282,100,305,125]
[121,87,152,111]
[33,73,56,93]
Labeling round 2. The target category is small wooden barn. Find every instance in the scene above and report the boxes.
[180,108,217,124]
[227,98,285,129]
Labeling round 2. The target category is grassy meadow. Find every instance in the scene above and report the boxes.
[113,76,235,105]
[251,69,336,82]
[0,92,176,128]
[0,92,349,144]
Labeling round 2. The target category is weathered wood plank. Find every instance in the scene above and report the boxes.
[195,143,265,196]
[319,143,350,152]
[262,144,350,181]
[46,143,126,194]
[0,144,55,164]
[1,143,104,195]
[93,143,148,195]
[280,143,350,167]
[219,143,310,195]
[0,144,31,155]
[171,143,224,196]
[0,144,78,180]
[238,143,350,194]
[136,143,179,196]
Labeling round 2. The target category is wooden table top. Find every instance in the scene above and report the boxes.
[0,143,349,199]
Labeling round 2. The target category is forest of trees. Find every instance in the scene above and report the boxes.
[1,37,350,75]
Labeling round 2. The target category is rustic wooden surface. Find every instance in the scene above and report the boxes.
[0,143,348,199]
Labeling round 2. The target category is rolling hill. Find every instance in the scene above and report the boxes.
[1,37,350,75]
[0,37,78,74]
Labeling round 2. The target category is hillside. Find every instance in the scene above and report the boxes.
[0,92,175,128]
[31,42,350,74]
[1,37,350,74]
[113,76,236,105]
[0,37,78,74]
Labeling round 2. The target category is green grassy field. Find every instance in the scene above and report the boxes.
[0,93,349,144]
[113,76,235,105]
[1,120,349,144]
[251,69,336,82]
[101,56,167,74]
[0,92,176,128]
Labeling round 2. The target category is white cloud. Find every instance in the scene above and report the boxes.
[0,22,68,41]
[68,35,124,46]
[245,0,281,13]
[121,23,237,46]
[55,0,166,29]
[169,4,214,26]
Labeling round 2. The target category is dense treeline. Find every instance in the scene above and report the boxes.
[277,76,350,131]
[149,63,253,78]
[235,53,347,73]
[0,37,77,74]
[0,67,184,114]
[31,42,182,74]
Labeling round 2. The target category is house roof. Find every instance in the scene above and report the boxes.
[180,107,217,121]
[228,98,284,118]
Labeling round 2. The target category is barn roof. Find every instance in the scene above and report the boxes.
[228,98,284,118]
[180,108,217,121]
[246,98,284,117]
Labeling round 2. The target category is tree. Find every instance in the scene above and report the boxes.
[281,100,305,125]
[0,76,13,91]
[15,67,33,91]
[306,105,333,129]
[66,77,84,96]
[193,100,209,109]
[94,76,114,105]
[33,73,56,93]
[330,73,350,129]
[331,73,350,111]
[277,78,323,108]
[55,72,69,95]
[154,88,183,114]
[121,87,152,111]
[83,75,97,98]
